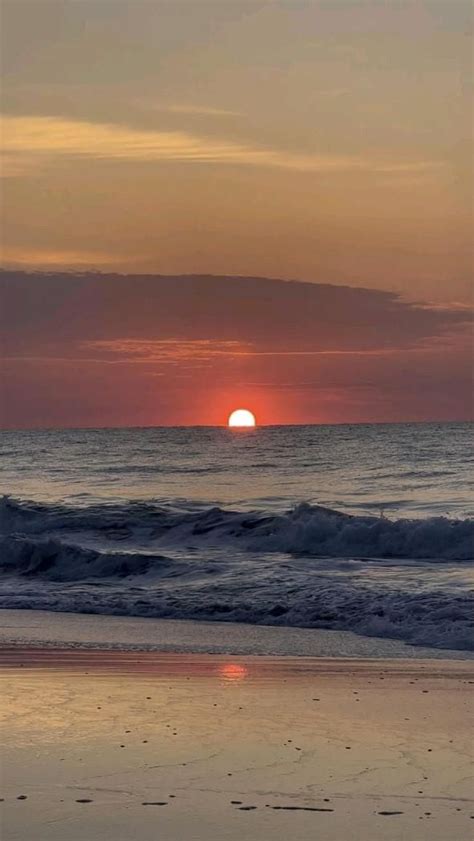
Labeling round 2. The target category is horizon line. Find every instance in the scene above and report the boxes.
[1,419,471,434]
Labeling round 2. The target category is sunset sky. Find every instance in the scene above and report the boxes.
[1,0,472,427]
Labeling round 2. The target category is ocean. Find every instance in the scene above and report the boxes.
[1,422,473,652]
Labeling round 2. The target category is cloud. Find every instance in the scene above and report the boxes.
[163,104,244,117]
[1,270,470,357]
[85,338,248,363]
[1,114,442,176]
[83,337,451,364]
[1,246,125,268]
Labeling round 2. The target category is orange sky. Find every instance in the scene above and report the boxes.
[0,1,472,427]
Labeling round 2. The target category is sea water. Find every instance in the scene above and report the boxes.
[0,422,473,651]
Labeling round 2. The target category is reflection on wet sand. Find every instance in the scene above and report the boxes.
[1,650,473,841]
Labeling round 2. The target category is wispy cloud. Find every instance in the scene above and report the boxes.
[5,337,451,370]
[83,337,454,365]
[1,114,442,176]
[84,338,248,363]
[163,104,244,117]
[1,246,124,268]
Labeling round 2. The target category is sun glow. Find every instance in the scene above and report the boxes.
[228,408,256,428]
[218,663,248,682]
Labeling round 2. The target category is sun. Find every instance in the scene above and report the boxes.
[228,408,256,428]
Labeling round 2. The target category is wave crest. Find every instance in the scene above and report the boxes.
[0,534,173,581]
[1,496,472,560]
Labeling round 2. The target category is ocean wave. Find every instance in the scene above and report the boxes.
[1,495,473,560]
[0,535,472,651]
[1,496,472,651]
[0,534,174,581]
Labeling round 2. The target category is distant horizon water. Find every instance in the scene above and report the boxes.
[2,418,471,433]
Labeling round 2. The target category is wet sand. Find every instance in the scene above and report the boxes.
[1,648,473,840]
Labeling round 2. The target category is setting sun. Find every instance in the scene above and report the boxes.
[228,409,256,428]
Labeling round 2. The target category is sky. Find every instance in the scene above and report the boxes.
[0,0,472,427]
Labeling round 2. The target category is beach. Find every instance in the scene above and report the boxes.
[1,644,473,841]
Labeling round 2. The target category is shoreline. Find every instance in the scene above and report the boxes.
[1,608,472,660]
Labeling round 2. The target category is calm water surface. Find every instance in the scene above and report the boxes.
[1,422,472,518]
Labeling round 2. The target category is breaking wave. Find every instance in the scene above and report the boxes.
[1,495,473,560]
[0,534,173,581]
[1,496,473,651]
